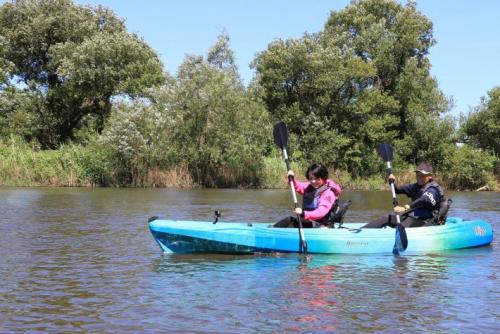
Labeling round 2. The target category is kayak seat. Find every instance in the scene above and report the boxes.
[437,198,452,224]
[328,199,352,228]
[429,198,452,226]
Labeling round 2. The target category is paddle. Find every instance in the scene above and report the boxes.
[377,143,408,255]
[273,122,308,254]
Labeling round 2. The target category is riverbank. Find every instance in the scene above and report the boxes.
[0,139,497,191]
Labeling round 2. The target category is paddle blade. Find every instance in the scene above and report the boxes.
[392,225,408,254]
[399,225,408,250]
[273,122,288,150]
[377,143,393,162]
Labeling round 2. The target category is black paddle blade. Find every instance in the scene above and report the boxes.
[377,143,393,162]
[273,122,288,150]
[399,225,408,251]
[392,225,408,255]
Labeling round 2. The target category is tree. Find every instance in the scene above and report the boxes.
[151,34,270,186]
[252,0,450,175]
[0,35,10,85]
[461,87,500,156]
[0,0,164,147]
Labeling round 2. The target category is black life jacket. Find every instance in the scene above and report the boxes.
[413,180,445,219]
[302,184,330,211]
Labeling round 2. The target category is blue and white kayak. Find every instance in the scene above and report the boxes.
[148,217,493,254]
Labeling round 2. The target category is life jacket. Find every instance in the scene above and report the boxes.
[413,180,444,219]
[301,180,343,226]
[302,184,330,211]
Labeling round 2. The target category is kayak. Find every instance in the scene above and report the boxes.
[148,217,493,254]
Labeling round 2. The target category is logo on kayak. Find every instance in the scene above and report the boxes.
[346,241,369,247]
[473,226,486,237]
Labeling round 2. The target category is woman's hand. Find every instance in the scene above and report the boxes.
[287,170,295,177]
[387,173,396,183]
[294,207,303,215]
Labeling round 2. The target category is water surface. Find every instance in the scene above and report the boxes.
[0,188,498,333]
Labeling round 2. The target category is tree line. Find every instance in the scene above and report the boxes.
[0,0,498,189]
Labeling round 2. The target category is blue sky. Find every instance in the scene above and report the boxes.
[55,1,500,116]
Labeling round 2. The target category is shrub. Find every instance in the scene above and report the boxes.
[441,145,497,190]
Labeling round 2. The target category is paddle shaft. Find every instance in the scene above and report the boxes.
[385,161,401,224]
[377,143,408,254]
[273,121,308,255]
[384,160,407,255]
[281,147,307,253]
[282,148,299,205]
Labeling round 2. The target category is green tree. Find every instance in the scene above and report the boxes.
[461,87,500,156]
[0,35,10,85]
[0,88,40,140]
[252,0,450,175]
[394,113,456,169]
[441,145,497,190]
[0,0,164,147]
[153,34,270,186]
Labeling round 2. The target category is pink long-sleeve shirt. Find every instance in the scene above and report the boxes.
[291,179,342,221]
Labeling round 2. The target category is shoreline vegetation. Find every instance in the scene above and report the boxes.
[1,0,498,192]
[0,137,497,191]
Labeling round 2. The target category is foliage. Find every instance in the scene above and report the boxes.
[0,87,39,140]
[0,1,497,191]
[98,34,271,187]
[0,135,112,186]
[252,0,450,176]
[0,35,11,84]
[100,101,174,185]
[0,0,164,147]
[393,113,457,169]
[441,145,497,190]
[147,34,271,187]
[460,87,500,156]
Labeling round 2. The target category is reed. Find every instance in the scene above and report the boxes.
[0,137,497,191]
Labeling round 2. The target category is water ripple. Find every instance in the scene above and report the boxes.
[0,188,498,333]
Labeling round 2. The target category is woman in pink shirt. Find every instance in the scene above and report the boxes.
[274,163,342,228]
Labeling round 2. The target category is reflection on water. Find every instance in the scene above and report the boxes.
[0,187,498,332]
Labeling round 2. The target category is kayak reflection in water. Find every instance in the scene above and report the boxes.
[274,163,342,228]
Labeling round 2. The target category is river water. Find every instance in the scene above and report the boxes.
[0,188,498,333]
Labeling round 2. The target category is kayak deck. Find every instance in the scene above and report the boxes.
[149,217,493,255]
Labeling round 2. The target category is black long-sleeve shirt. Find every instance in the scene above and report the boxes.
[395,181,443,219]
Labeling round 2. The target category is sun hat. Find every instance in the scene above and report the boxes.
[415,162,433,175]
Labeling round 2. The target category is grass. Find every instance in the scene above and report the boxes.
[0,138,498,191]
